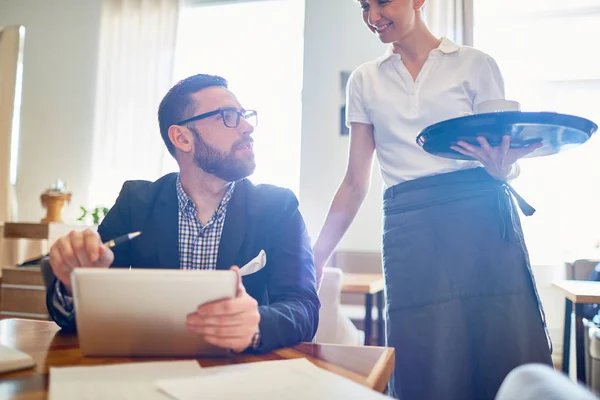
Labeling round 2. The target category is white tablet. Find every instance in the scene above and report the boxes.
[71,268,237,357]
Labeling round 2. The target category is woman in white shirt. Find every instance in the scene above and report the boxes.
[312,1,553,399]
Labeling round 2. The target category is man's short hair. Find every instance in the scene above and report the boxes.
[158,74,228,157]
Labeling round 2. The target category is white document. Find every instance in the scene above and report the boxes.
[239,250,266,276]
[156,358,392,400]
[0,344,35,374]
[49,360,202,400]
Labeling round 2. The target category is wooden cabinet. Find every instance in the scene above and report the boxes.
[0,267,48,320]
[0,222,91,320]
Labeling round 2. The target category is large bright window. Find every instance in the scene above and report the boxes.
[165,0,306,195]
[474,0,600,265]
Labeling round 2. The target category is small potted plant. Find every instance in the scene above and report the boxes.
[77,206,109,225]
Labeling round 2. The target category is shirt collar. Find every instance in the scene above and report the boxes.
[376,36,460,67]
[176,174,235,218]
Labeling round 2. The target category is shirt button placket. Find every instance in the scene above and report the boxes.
[409,88,417,116]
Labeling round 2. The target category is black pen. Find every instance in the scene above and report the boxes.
[104,231,141,248]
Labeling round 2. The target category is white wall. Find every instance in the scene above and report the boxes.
[0,0,102,222]
[299,0,386,252]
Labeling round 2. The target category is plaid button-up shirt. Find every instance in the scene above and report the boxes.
[176,175,233,271]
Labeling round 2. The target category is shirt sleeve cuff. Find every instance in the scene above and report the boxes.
[346,114,371,127]
[53,280,74,316]
[251,330,261,350]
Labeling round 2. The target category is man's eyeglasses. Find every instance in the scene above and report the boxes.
[176,107,258,129]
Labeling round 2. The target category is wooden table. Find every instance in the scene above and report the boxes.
[342,273,385,346]
[553,280,600,384]
[0,319,395,399]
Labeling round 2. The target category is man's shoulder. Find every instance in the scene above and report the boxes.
[118,173,178,201]
[239,179,299,213]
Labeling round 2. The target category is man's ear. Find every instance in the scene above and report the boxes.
[415,0,425,11]
[168,125,194,154]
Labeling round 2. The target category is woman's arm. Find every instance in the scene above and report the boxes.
[312,122,376,289]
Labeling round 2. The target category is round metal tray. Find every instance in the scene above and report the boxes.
[416,111,598,160]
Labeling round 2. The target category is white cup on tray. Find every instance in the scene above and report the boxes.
[474,99,521,114]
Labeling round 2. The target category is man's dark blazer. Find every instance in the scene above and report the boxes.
[46,173,320,353]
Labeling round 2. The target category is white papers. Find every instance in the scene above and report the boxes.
[49,360,202,400]
[239,250,266,276]
[0,344,35,374]
[48,356,391,400]
[156,358,392,400]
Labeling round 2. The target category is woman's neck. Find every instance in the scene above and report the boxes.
[392,20,440,63]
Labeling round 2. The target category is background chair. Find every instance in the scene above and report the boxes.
[330,250,385,344]
[40,257,55,292]
[566,259,600,281]
[314,267,364,345]
[566,259,600,384]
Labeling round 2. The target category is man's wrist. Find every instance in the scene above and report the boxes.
[61,281,73,296]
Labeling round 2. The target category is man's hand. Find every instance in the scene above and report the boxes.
[186,266,260,353]
[49,229,114,293]
[451,135,542,181]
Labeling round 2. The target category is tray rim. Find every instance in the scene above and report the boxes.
[416,111,598,147]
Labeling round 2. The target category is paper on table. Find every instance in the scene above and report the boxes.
[239,250,266,276]
[0,344,35,374]
[49,360,202,400]
[156,358,392,400]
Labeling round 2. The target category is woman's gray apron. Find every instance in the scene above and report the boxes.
[382,167,552,400]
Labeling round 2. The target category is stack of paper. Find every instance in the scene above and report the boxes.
[49,361,202,400]
[156,358,393,400]
[0,344,36,374]
[49,357,392,399]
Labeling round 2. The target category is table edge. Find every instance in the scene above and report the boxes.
[552,280,600,303]
[365,347,395,393]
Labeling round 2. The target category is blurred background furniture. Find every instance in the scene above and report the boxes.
[554,259,600,389]
[314,267,364,345]
[566,259,600,281]
[587,321,600,393]
[0,222,90,320]
[553,279,600,385]
[330,251,385,346]
[341,272,384,346]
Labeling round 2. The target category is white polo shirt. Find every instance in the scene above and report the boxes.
[346,37,505,188]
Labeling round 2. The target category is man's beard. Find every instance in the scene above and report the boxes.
[189,126,256,182]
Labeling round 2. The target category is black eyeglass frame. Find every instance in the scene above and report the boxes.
[176,107,258,128]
